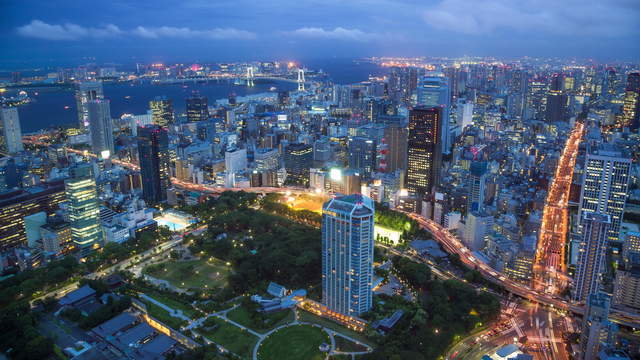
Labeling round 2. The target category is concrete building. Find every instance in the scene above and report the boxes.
[573,212,611,303]
[0,106,24,154]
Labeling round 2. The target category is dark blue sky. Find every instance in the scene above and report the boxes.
[1,0,639,68]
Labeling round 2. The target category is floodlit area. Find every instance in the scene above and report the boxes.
[281,193,329,213]
[155,210,197,231]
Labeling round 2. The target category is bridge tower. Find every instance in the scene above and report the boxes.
[246,67,255,87]
[297,68,305,91]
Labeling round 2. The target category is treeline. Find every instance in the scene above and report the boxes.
[0,302,53,360]
[188,191,321,295]
[364,258,501,360]
[374,203,431,243]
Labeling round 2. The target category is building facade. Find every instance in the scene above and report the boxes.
[406,107,442,201]
[137,125,171,203]
[0,106,24,154]
[65,163,103,256]
[87,99,115,157]
[573,212,611,303]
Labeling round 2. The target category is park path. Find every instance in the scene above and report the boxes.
[139,293,191,322]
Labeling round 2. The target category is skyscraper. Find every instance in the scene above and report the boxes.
[322,194,374,316]
[406,107,441,200]
[87,99,114,157]
[578,146,631,243]
[283,143,313,186]
[137,125,171,203]
[0,106,24,154]
[467,160,488,212]
[524,76,548,121]
[621,72,640,132]
[383,123,407,173]
[65,163,103,257]
[573,212,611,303]
[186,95,209,122]
[545,73,567,123]
[416,73,451,154]
[75,81,104,130]
[149,96,175,127]
[580,292,618,360]
[348,136,376,180]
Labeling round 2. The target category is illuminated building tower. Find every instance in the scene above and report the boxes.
[348,136,376,180]
[383,123,407,173]
[621,72,640,132]
[322,194,374,316]
[65,163,103,257]
[578,147,631,243]
[137,125,171,203]
[284,143,313,186]
[545,73,567,123]
[406,107,441,200]
[186,95,209,122]
[573,212,611,303]
[524,76,548,121]
[149,96,175,127]
[467,160,488,213]
[75,81,104,130]
[580,292,618,360]
[613,254,640,311]
[416,73,451,154]
[87,99,114,157]
[0,106,24,154]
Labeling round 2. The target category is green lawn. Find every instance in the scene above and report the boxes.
[144,290,201,319]
[140,299,188,330]
[143,258,231,289]
[334,335,368,353]
[258,324,329,360]
[197,317,258,359]
[298,310,374,347]
[227,306,294,333]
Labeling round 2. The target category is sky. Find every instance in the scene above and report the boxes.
[1,0,639,68]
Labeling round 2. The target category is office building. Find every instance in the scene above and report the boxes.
[137,125,171,203]
[0,182,65,251]
[322,194,374,316]
[581,292,618,360]
[24,211,47,248]
[416,74,451,154]
[186,95,209,122]
[40,219,73,257]
[573,212,611,303]
[87,99,114,157]
[149,96,175,127]
[383,123,407,173]
[348,136,376,180]
[463,211,493,251]
[254,148,279,171]
[0,106,24,154]
[406,107,442,200]
[65,163,103,256]
[613,257,640,311]
[467,160,488,213]
[284,143,313,186]
[578,147,631,243]
[621,72,640,131]
[545,73,567,123]
[75,81,104,129]
[524,77,548,121]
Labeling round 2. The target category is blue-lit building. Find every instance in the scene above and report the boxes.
[416,73,451,154]
[322,194,374,316]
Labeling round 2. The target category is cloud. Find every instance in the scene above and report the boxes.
[16,20,256,41]
[286,27,395,42]
[422,0,640,36]
[132,26,256,40]
[16,20,123,40]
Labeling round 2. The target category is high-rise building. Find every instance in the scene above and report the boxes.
[524,77,548,121]
[416,74,451,154]
[467,160,488,213]
[581,292,618,360]
[463,211,493,251]
[149,96,175,127]
[0,106,24,154]
[613,256,640,311]
[406,107,441,200]
[254,148,279,171]
[284,143,313,186]
[0,182,65,251]
[573,212,611,303]
[322,194,374,316]
[383,123,407,173]
[545,73,567,123]
[65,163,103,256]
[186,95,209,122]
[75,81,104,129]
[87,99,114,157]
[137,125,171,203]
[621,72,640,132]
[348,136,376,180]
[578,147,631,243]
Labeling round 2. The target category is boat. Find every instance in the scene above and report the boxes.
[269,86,277,91]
